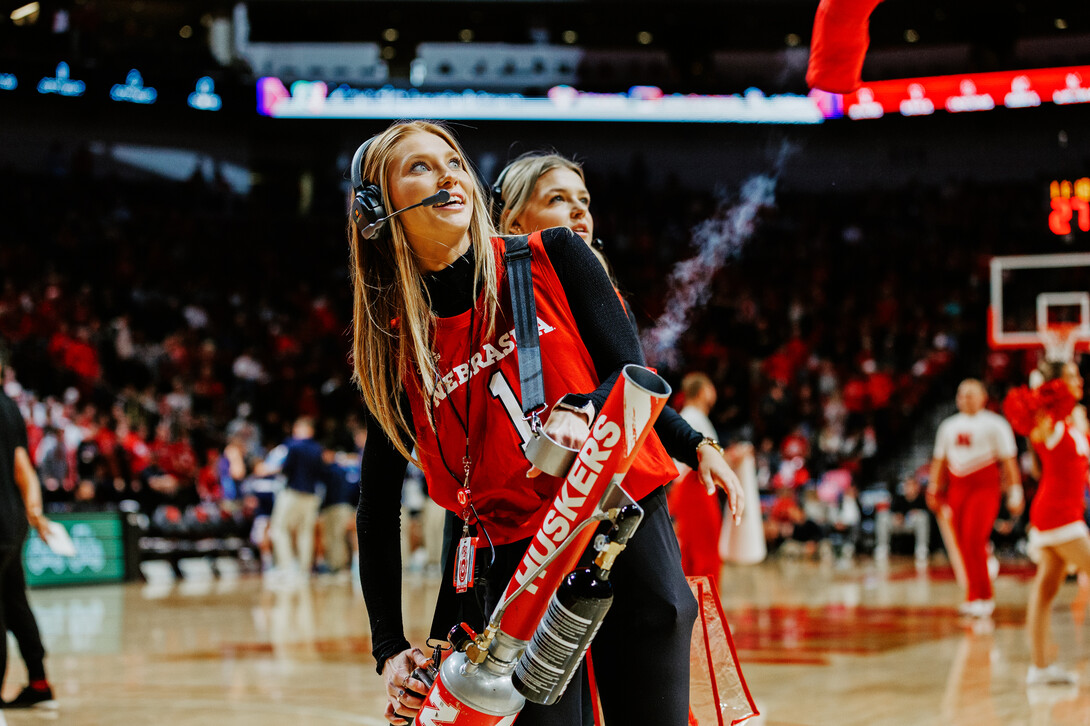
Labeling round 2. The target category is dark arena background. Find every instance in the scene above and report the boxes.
[1,1,1090,724]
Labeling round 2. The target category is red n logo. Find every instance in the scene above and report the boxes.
[956,433,972,447]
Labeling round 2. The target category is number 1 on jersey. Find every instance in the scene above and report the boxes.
[489,370,532,447]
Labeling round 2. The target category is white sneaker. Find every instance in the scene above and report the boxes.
[957,599,995,618]
[1027,663,1079,686]
[1027,682,1078,705]
[262,567,301,591]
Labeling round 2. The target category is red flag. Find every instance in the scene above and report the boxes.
[806,0,884,94]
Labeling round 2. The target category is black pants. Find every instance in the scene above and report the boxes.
[430,512,486,642]
[0,545,47,691]
[476,487,697,726]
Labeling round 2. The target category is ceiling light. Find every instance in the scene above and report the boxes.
[10,2,40,23]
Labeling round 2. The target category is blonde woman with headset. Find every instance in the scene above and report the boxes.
[349,122,743,726]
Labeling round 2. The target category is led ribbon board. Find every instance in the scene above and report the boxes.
[256,78,825,124]
[817,65,1090,120]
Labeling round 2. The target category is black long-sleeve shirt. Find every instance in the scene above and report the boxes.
[358,227,702,671]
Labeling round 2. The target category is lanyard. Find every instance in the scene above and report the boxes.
[435,303,475,522]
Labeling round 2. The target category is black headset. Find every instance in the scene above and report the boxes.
[489,161,513,224]
[490,159,604,251]
[349,137,389,240]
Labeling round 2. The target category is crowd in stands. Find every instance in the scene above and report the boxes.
[0,147,1070,570]
[590,172,1065,559]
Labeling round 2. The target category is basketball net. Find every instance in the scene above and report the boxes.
[1039,322,1081,363]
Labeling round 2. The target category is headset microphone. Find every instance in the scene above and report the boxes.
[358,189,452,240]
[350,134,454,241]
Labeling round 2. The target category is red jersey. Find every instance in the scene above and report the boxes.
[1030,422,1090,531]
[121,431,151,474]
[151,439,197,480]
[405,232,677,545]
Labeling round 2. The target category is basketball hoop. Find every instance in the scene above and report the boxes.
[1039,322,1082,363]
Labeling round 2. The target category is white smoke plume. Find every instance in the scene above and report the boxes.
[641,143,793,368]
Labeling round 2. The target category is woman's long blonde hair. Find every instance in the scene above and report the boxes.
[348,120,500,463]
[494,151,613,276]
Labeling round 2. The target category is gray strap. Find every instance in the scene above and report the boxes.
[504,234,545,415]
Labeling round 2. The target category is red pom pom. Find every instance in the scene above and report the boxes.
[1003,380,1078,435]
[1037,379,1078,422]
[1002,386,1038,436]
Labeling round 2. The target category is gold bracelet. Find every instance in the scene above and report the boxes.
[696,437,724,456]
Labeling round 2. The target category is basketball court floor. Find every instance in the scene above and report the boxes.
[3,555,1088,726]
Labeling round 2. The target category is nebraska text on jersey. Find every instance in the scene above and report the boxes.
[431,317,557,408]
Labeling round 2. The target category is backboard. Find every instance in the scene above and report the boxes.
[988,253,1090,357]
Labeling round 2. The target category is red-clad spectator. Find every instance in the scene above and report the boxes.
[47,326,75,369]
[771,457,811,490]
[770,487,802,523]
[766,487,806,550]
[762,349,794,386]
[92,416,119,462]
[270,322,301,357]
[841,374,869,424]
[63,327,101,383]
[782,333,810,372]
[866,365,895,411]
[149,422,197,482]
[24,418,43,463]
[117,419,151,475]
[196,449,224,503]
[780,427,811,461]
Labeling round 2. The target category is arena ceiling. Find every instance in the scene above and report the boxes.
[2,1,1087,68]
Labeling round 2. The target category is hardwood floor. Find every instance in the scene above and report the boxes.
[4,555,1087,725]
